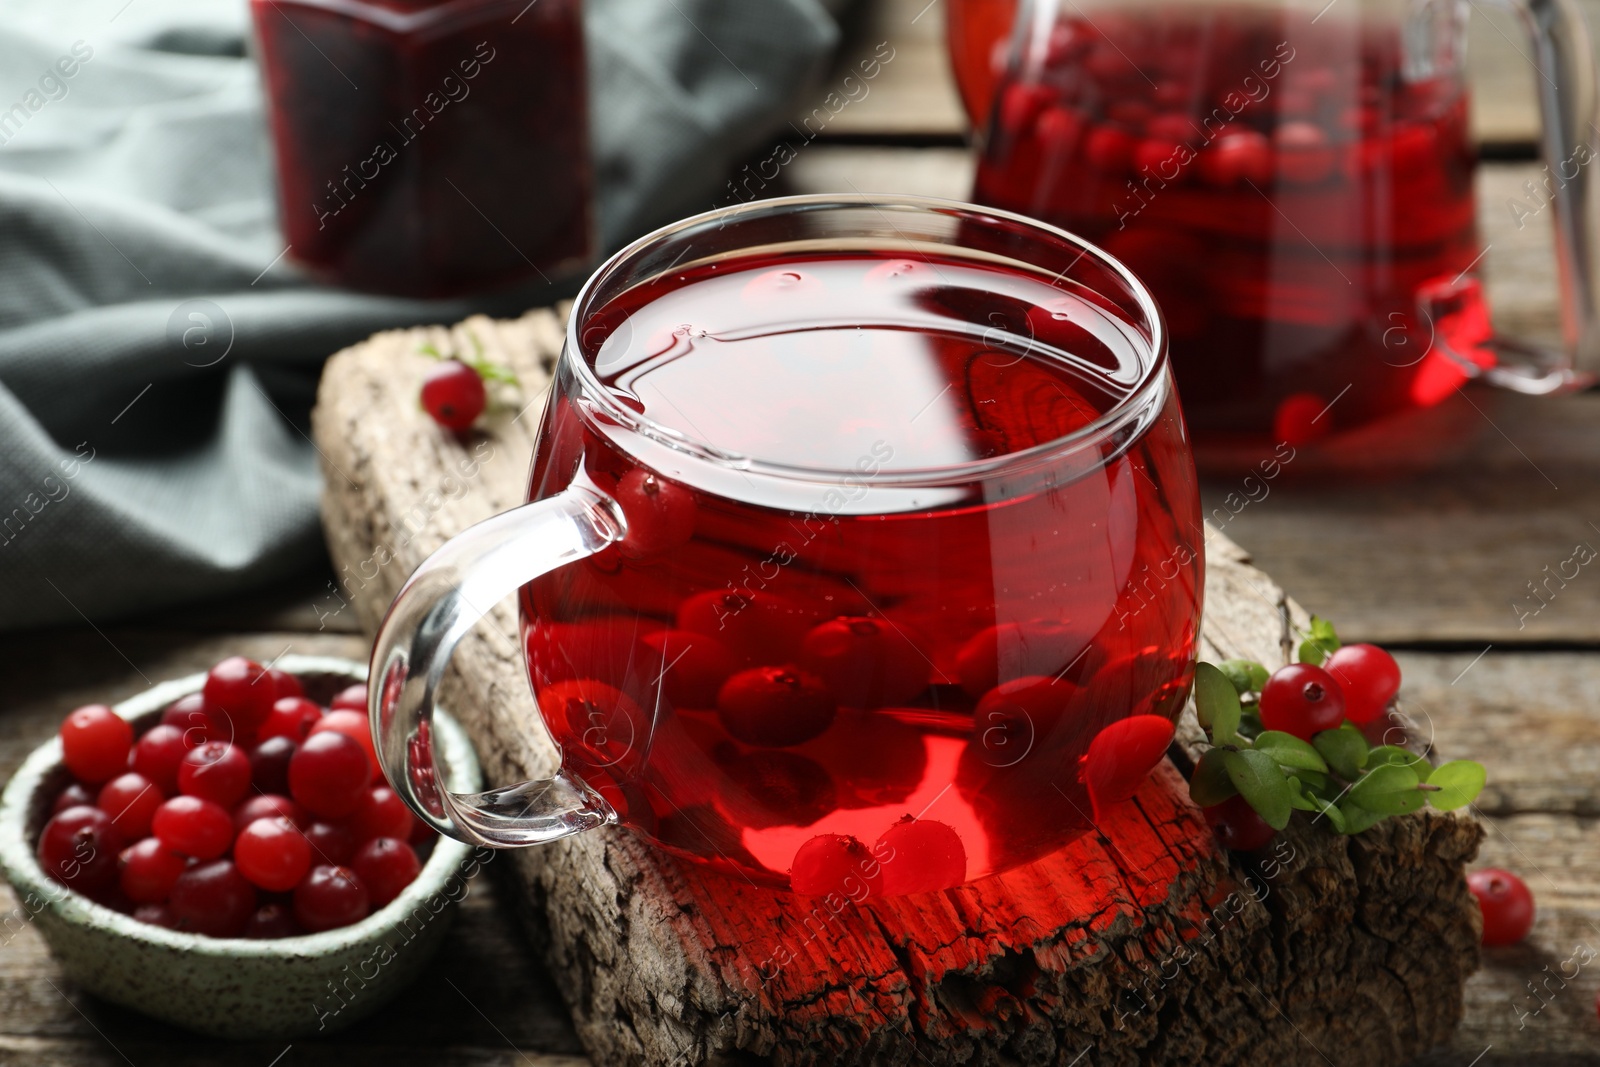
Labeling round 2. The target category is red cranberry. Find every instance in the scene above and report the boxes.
[132,724,189,794]
[59,705,133,784]
[177,741,252,808]
[289,732,372,819]
[1272,392,1330,447]
[133,903,176,928]
[244,902,300,938]
[717,667,836,748]
[789,834,882,898]
[258,697,323,743]
[1323,644,1402,725]
[250,736,298,795]
[350,837,422,907]
[614,469,697,560]
[1084,125,1136,171]
[160,693,223,747]
[349,786,417,844]
[37,805,124,892]
[97,772,163,838]
[798,617,928,708]
[52,783,95,815]
[330,683,368,712]
[169,860,257,937]
[235,817,313,893]
[421,360,486,431]
[1274,120,1335,183]
[234,793,305,831]
[202,656,276,741]
[1203,794,1277,851]
[538,679,648,772]
[1468,868,1535,946]
[118,838,188,904]
[265,669,304,702]
[641,629,738,707]
[874,817,966,895]
[302,821,356,866]
[1196,128,1271,186]
[1083,714,1176,817]
[307,711,379,783]
[294,865,370,932]
[151,795,233,860]
[1259,663,1346,741]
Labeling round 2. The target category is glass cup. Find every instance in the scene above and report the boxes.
[369,195,1204,896]
[963,0,1600,450]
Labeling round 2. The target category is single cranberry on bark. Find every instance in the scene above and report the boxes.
[1468,868,1535,946]
[1323,643,1402,724]
[421,359,486,432]
[1258,663,1346,741]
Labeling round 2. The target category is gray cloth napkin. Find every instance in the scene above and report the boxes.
[0,0,840,631]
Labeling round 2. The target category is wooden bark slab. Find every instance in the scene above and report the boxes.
[312,310,1484,1066]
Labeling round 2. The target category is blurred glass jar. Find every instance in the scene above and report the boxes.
[250,0,594,297]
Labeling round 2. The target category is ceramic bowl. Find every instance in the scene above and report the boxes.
[0,654,484,1039]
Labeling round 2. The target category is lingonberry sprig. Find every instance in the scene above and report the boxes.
[1188,616,1486,842]
[418,332,519,431]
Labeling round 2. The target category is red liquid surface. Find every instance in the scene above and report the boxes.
[972,6,1484,443]
[251,0,592,297]
[520,251,1202,893]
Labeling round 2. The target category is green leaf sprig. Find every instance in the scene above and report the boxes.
[1187,619,1486,839]
[420,331,521,387]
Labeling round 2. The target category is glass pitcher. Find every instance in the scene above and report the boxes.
[959,0,1600,449]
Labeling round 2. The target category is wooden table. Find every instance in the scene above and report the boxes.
[3,2,1596,1063]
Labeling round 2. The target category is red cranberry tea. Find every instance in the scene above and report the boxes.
[250,0,592,296]
[973,4,1485,444]
[521,249,1203,892]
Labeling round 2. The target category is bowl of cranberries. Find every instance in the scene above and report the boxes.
[0,654,482,1039]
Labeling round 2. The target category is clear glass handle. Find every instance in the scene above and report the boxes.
[1446,0,1600,392]
[368,482,623,848]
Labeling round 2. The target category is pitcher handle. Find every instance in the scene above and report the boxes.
[368,483,624,848]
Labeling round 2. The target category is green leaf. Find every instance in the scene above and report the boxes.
[1223,749,1292,830]
[1336,800,1383,834]
[1369,745,1431,781]
[1286,776,1319,812]
[1426,760,1487,811]
[1308,791,1347,831]
[1189,748,1238,807]
[1253,730,1329,774]
[419,342,444,360]
[471,359,521,386]
[1218,659,1270,696]
[1194,663,1244,745]
[1346,763,1425,815]
[1293,767,1333,796]
[1298,616,1341,665]
[1314,724,1369,781]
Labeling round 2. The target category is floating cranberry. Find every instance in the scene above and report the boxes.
[235,817,313,893]
[717,666,836,748]
[289,732,372,819]
[1034,106,1082,151]
[1272,392,1330,447]
[350,837,422,907]
[307,710,380,783]
[1468,868,1535,946]
[614,469,697,560]
[998,81,1050,133]
[118,837,188,904]
[1133,138,1186,180]
[177,741,253,808]
[954,620,1091,698]
[539,678,648,771]
[875,817,967,895]
[641,629,737,707]
[1273,121,1336,184]
[152,795,234,860]
[789,834,883,898]
[677,589,824,666]
[1084,125,1136,171]
[97,773,163,838]
[37,806,123,892]
[233,793,305,831]
[1323,644,1402,725]
[1259,663,1346,741]
[59,705,133,784]
[170,860,257,937]
[1203,794,1277,851]
[1196,128,1272,187]
[799,616,928,708]
[421,359,486,432]
[1083,714,1176,819]
[258,697,323,743]
[294,865,370,933]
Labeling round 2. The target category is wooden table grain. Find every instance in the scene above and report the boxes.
[4,1,1598,1063]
